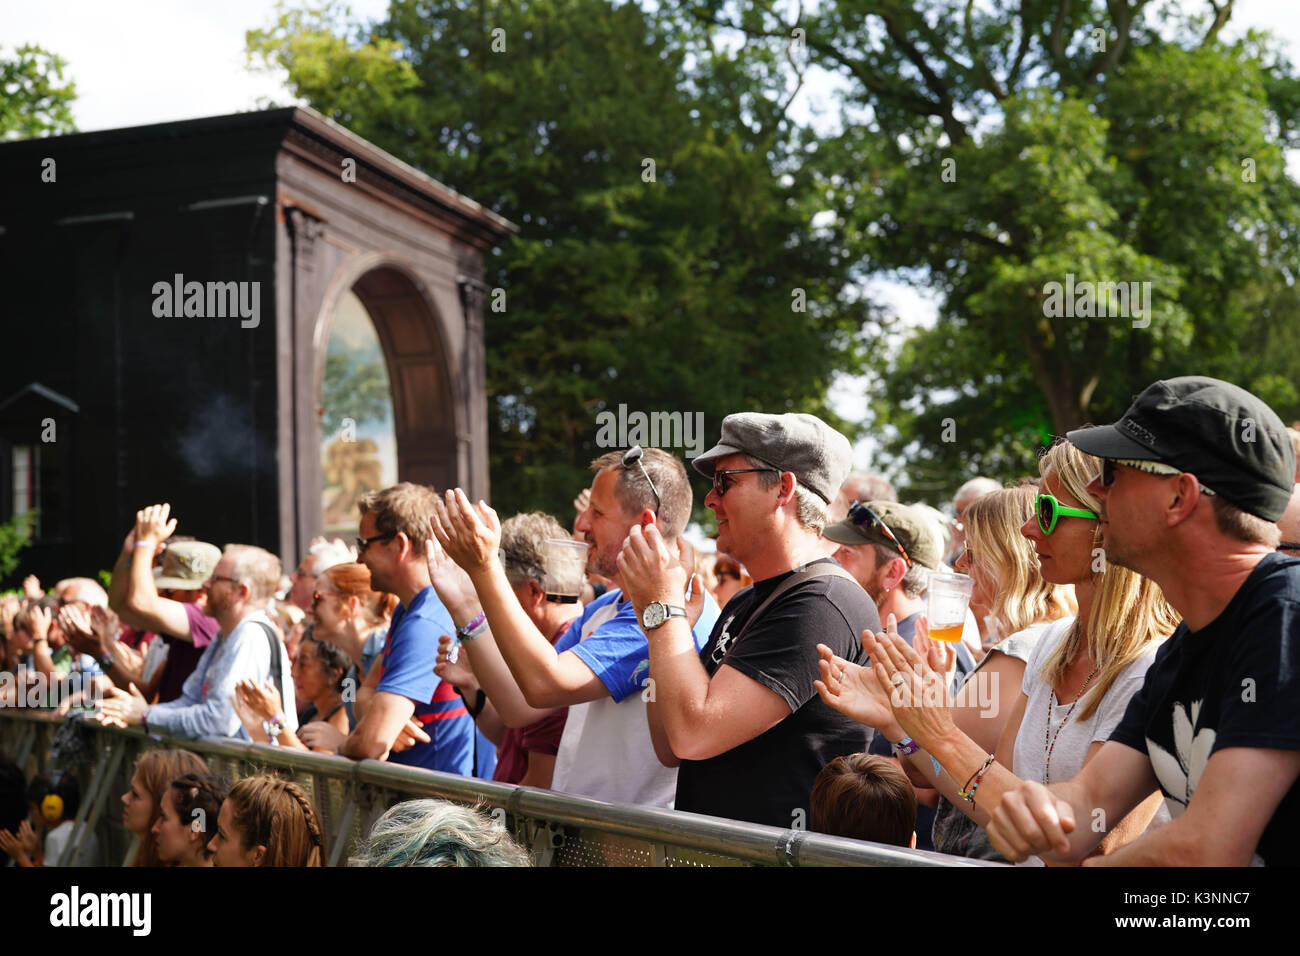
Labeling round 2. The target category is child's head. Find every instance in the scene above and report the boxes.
[810,753,917,848]
[28,773,79,828]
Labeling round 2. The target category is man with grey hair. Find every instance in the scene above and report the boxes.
[945,476,1002,567]
[828,470,897,523]
[618,412,880,827]
[288,537,356,613]
[95,543,296,740]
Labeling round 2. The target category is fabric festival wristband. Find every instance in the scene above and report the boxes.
[891,735,921,757]
[456,612,488,643]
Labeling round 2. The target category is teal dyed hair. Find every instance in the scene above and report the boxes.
[351,800,531,868]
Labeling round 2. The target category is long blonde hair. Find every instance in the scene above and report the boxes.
[964,485,1074,635]
[1039,438,1181,720]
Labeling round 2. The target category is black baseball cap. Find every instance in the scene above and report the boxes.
[1067,376,1296,522]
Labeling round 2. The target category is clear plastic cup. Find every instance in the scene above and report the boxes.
[926,572,974,642]
[542,538,589,603]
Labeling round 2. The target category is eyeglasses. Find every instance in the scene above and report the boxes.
[312,591,338,609]
[1279,542,1300,554]
[355,533,396,555]
[621,446,661,515]
[208,575,241,588]
[712,467,780,498]
[1101,458,1217,496]
[1035,492,1099,535]
[846,501,913,568]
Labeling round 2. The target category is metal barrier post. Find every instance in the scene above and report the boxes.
[67,737,126,866]
[10,720,36,770]
[327,794,357,867]
[56,738,109,866]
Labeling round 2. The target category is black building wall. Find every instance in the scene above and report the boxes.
[0,116,286,583]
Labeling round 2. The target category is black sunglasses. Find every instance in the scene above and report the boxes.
[1101,458,1217,496]
[621,446,661,515]
[712,467,780,498]
[1280,542,1300,553]
[846,501,913,568]
[355,532,396,554]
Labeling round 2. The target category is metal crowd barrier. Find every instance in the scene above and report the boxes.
[0,709,996,867]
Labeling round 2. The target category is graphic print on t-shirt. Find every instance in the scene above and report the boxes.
[1147,699,1216,816]
[710,613,737,666]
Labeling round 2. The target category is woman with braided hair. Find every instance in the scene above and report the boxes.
[208,774,323,867]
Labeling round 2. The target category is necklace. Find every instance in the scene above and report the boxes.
[1043,666,1098,784]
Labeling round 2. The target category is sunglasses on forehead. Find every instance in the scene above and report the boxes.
[846,501,912,567]
[1034,492,1099,535]
[621,445,661,515]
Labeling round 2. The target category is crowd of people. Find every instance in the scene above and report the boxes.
[1,373,1299,867]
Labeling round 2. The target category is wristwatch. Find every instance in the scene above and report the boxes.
[641,602,686,630]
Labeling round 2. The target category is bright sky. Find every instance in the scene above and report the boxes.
[9,0,1298,494]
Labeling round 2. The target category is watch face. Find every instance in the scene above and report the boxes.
[643,602,666,629]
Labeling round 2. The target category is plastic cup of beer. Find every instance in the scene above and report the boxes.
[926,572,974,642]
[542,538,589,604]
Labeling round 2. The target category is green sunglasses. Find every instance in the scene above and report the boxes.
[1035,492,1099,535]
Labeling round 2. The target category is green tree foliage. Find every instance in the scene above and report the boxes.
[686,0,1300,496]
[249,0,874,520]
[0,44,77,140]
[0,511,38,581]
[321,353,391,434]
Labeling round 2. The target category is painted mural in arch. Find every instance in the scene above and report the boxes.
[321,290,398,536]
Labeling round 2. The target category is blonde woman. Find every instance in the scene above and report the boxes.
[918,485,1073,857]
[818,436,1178,863]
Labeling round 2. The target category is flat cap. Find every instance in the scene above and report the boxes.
[692,412,853,504]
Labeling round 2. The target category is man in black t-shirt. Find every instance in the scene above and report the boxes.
[986,377,1300,866]
[618,412,880,829]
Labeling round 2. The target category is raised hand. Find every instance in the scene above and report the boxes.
[863,619,958,750]
[88,606,122,651]
[424,526,483,619]
[615,523,688,622]
[235,678,282,723]
[134,503,178,546]
[430,489,502,575]
[0,825,35,867]
[230,689,270,742]
[814,642,902,739]
[28,605,52,642]
[22,574,42,599]
[58,605,98,657]
[435,633,476,690]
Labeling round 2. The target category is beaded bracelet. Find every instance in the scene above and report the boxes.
[958,754,996,805]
